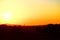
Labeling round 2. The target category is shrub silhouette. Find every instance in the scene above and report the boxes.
[0,24,60,40]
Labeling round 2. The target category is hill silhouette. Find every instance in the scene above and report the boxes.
[0,24,60,40]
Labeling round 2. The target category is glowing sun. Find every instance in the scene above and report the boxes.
[0,12,13,24]
[3,12,12,20]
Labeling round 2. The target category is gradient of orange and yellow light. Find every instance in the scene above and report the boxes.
[0,0,60,25]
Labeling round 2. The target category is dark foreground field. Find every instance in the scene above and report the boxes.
[0,24,60,40]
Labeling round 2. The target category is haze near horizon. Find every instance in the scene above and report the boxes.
[0,0,60,25]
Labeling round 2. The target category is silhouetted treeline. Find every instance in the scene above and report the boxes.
[36,24,60,36]
[0,24,60,40]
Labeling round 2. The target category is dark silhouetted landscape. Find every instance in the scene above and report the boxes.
[0,24,60,40]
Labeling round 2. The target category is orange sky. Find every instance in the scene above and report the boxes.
[0,0,60,25]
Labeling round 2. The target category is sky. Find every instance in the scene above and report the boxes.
[0,0,60,25]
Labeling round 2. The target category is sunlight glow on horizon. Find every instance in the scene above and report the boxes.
[0,0,60,25]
